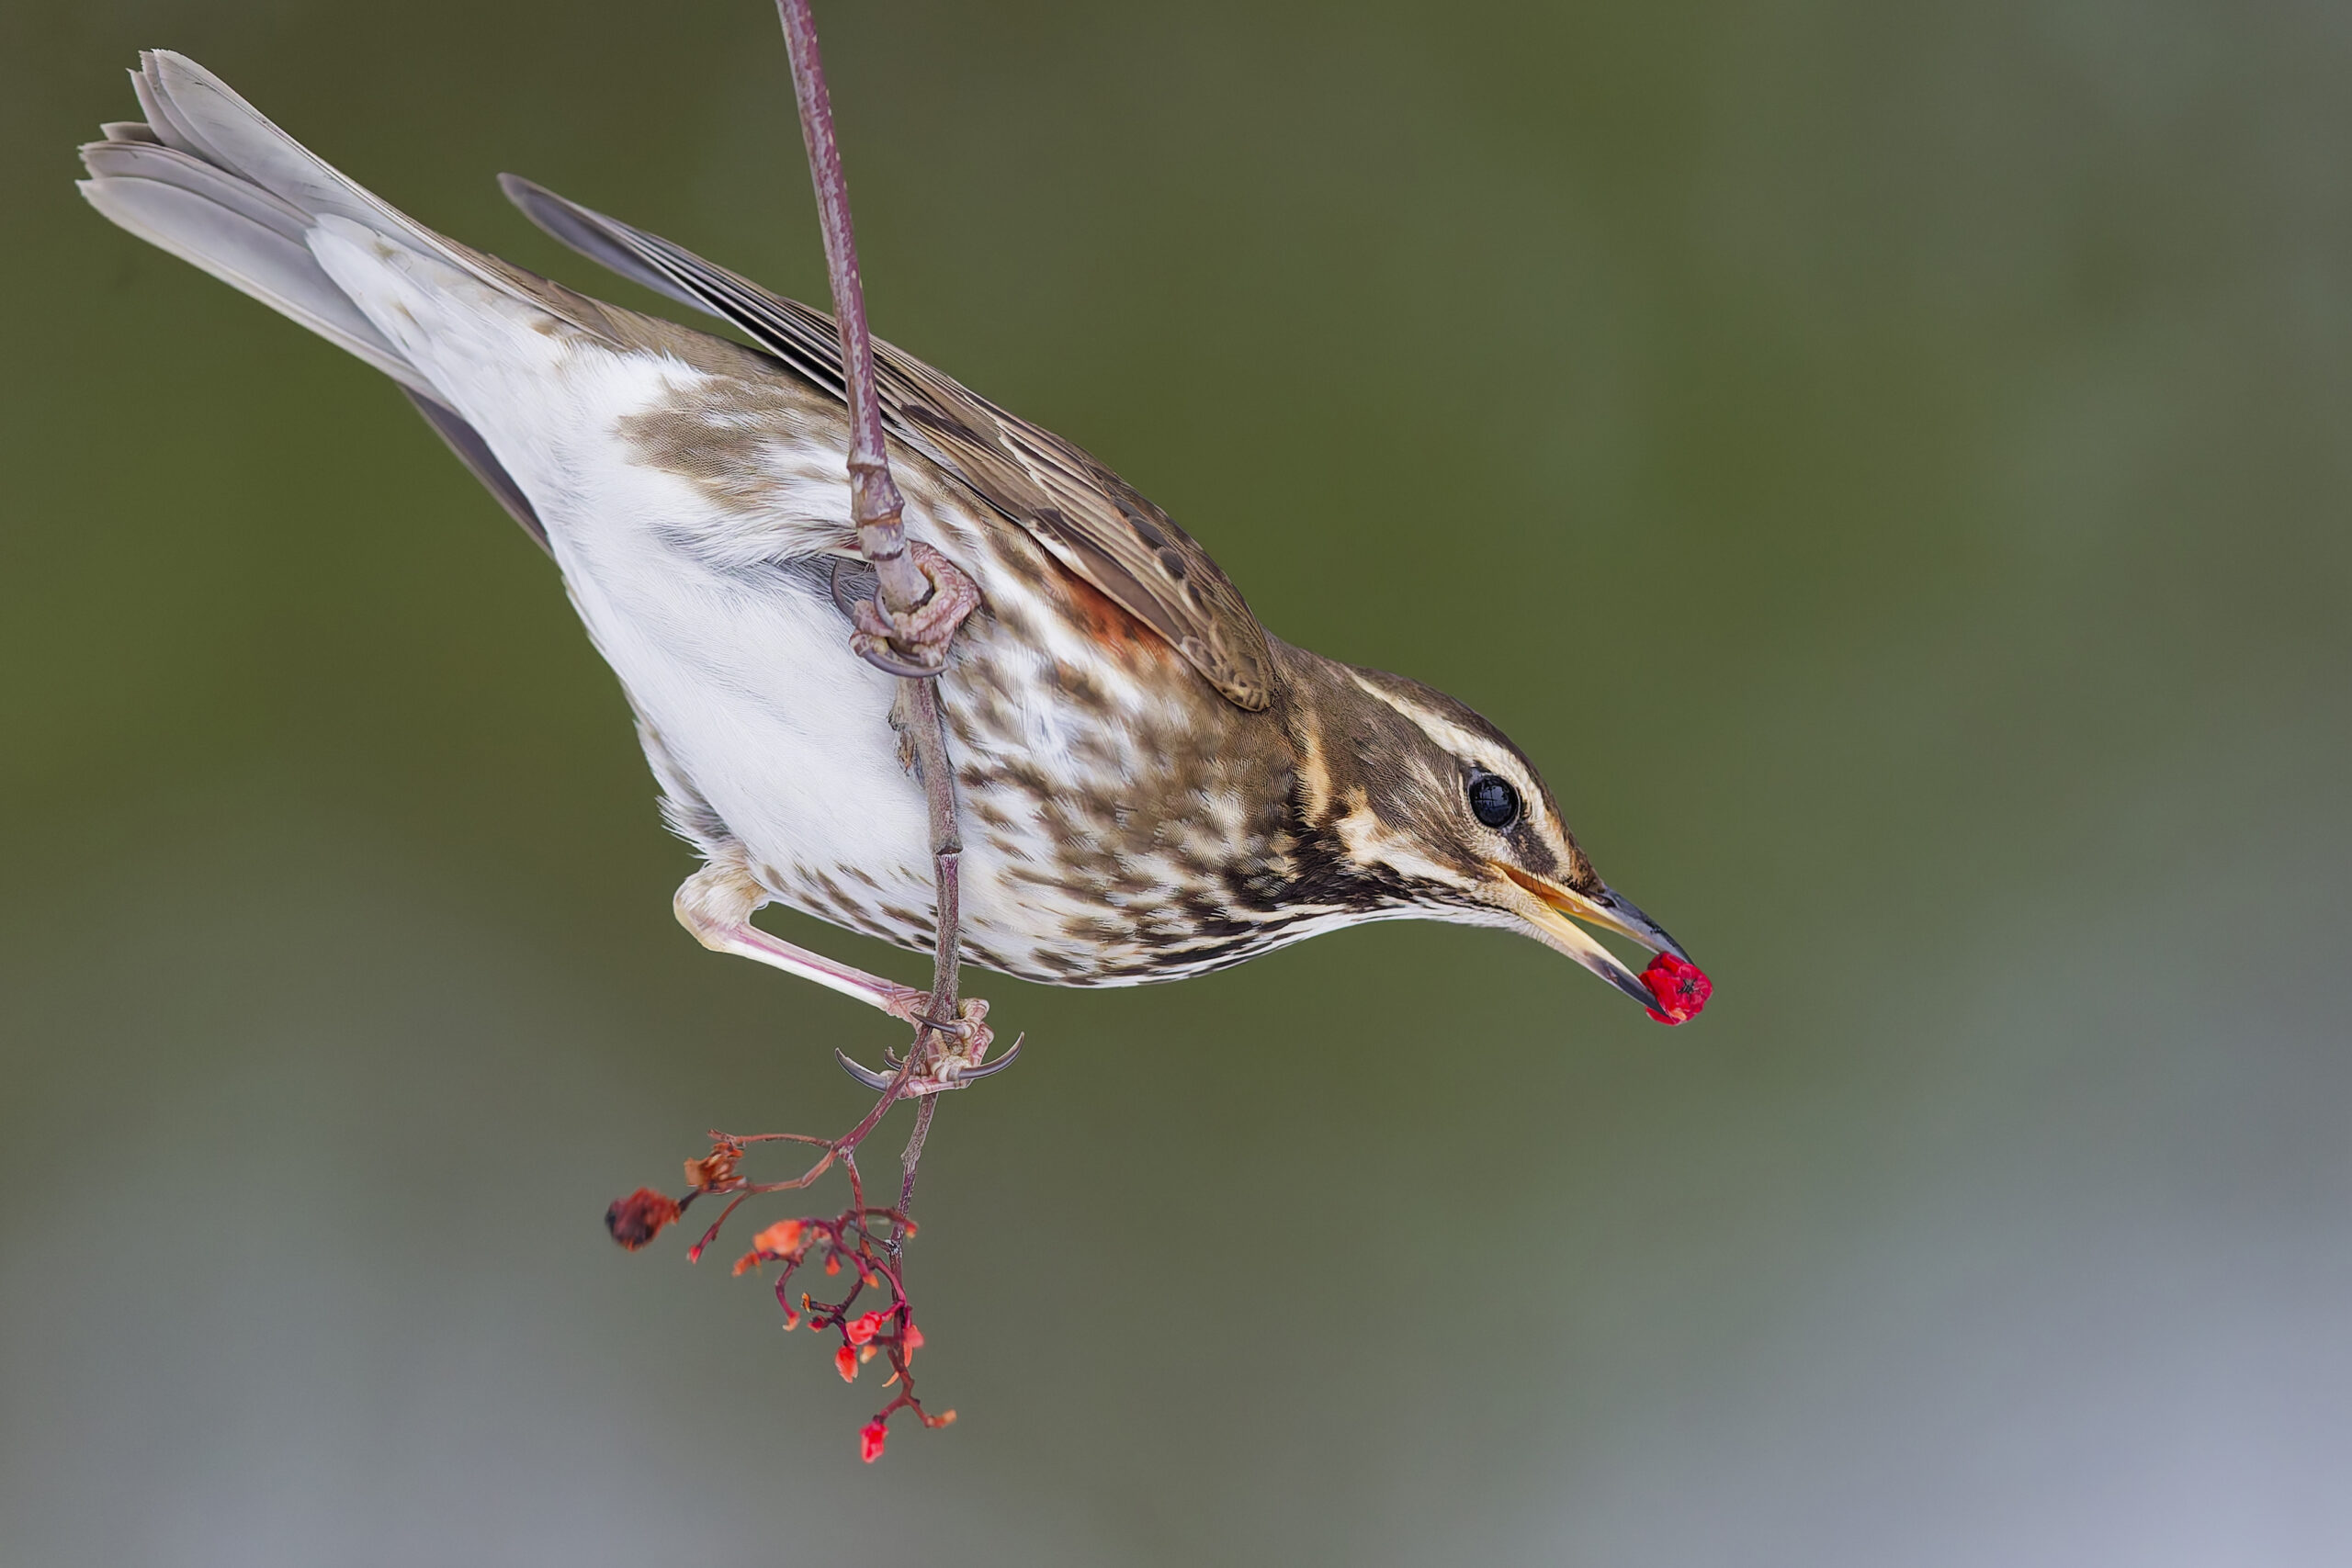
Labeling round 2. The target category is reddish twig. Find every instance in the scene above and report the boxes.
[773,0,924,619]
[607,1,984,1464]
[775,0,967,1097]
[608,1132,957,1457]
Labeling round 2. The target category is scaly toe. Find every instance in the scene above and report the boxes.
[880,986,936,1025]
[842,542,981,676]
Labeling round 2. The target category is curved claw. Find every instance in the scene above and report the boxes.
[851,637,949,679]
[835,1047,897,1091]
[834,1035,1025,1096]
[828,556,866,620]
[955,1033,1023,1082]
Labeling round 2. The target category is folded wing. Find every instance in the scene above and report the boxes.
[500,175,1275,712]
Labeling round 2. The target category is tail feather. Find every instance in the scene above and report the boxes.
[119,53,512,309]
[79,51,477,387]
[80,135,419,385]
[79,51,556,549]
[85,138,310,243]
[127,57,226,167]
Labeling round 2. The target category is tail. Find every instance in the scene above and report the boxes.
[79,51,548,547]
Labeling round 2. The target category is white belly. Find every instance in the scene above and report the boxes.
[312,223,1281,985]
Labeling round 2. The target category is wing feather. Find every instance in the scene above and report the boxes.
[499,175,1274,711]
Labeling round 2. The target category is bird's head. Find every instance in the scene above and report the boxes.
[1292,660,1692,1016]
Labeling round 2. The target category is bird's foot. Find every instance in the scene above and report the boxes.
[846,541,982,678]
[878,989,990,1050]
[837,997,1018,1096]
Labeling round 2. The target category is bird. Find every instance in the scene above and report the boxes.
[79,52,1701,1077]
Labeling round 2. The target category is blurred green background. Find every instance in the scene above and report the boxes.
[5,1,2350,1563]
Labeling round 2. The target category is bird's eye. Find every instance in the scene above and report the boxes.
[1466,771,1521,829]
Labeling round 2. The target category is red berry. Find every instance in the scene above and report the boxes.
[1641,953,1713,1025]
[844,1310,886,1346]
[859,1418,888,1463]
[834,1343,859,1382]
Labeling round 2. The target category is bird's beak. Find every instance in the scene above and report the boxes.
[1494,864,1690,1011]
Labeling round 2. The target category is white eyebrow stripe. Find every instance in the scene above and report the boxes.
[1341,670,1530,787]
[1343,671,1476,754]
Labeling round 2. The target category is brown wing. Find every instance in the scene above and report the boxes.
[499,176,1275,711]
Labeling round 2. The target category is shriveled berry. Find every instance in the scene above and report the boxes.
[683,1140,742,1190]
[605,1188,682,1249]
[751,1218,806,1258]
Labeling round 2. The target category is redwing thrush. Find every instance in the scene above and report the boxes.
[81,53,1695,1071]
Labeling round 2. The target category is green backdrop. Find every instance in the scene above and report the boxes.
[5,1,2349,1563]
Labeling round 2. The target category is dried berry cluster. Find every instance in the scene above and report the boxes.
[607,1131,953,1462]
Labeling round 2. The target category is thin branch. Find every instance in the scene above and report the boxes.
[774,0,929,620]
[775,0,966,1177]
[607,6,990,1458]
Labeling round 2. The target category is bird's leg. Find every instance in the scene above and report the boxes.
[846,540,982,678]
[673,861,989,1048]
